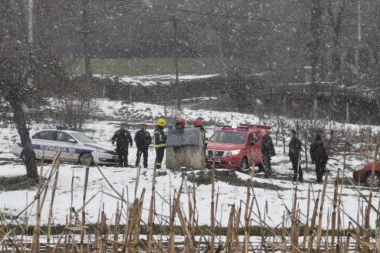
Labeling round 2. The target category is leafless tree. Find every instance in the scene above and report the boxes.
[0,1,38,179]
[0,1,77,179]
[81,0,92,82]
[53,84,99,129]
[327,0,347,83]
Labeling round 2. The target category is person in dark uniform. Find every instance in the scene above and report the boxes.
[154,118,167,169]
[194,118,206,147]
[310,134,328,183]
[175,118,186,129]
[261,130,276,177]
[288,129,303,182]
[111,124,133,167]
[134,124,152,168]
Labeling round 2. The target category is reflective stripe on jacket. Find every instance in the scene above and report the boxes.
[154,126,166,148]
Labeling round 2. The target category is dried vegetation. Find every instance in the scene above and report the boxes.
[0,131,380,252]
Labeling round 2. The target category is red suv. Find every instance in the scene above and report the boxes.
[205,124,271,171]
[353,161,380,187]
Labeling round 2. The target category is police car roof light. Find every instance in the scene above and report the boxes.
[221,125,249,131]
[56,125,76,131]
[239,123,272,129]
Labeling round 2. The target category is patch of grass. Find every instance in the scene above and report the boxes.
[188,170,212,185]
[0,223,355,238]
[335,177,352,186]
[252,180,285,191]
[0,158,23,166]
[69,58,224,76]
[0,175,38,191]
[186,170,286,190]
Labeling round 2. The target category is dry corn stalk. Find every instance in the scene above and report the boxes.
[80,165,90,253]
[147,165,157,252]
[290,188,299,252]
[31,151,61,253]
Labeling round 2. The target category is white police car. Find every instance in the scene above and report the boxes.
[11,129,119,165]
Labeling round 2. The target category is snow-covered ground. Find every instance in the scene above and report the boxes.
[0,99,379,232]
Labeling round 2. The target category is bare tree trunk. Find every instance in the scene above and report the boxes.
[327,0,347,83]
[310,0,322,117]
[310,0,322,84]
[9,99,38,179]
[82,0,92,82]
[172,16,181,110]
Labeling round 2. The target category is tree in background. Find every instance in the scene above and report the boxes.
[309,0,323,86]
[53,79,98,129]
[0,1,85,178]
[327,0,347,83]
[0,1,38,179]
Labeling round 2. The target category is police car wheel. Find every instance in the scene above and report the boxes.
[364,172,380,187]
[20,150,26,161]
[79,153,93,166]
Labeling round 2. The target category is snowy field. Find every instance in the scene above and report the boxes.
[0,99,379,232]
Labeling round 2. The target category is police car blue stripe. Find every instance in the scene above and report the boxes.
[17,142,95,154]
[31,144,93,154]
[17,141,95,154]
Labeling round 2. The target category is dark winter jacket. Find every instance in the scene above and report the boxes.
[288,137,302,160]
[175,122,185,129]
[134,129,152,150]
[154,126,166,148]
[196,125,206,144]
[261,134,276,157]
[310,140,328,163]
[111,128,133,148]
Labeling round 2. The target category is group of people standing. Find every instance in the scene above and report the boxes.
[174,118,206,142]
[260,128,329,183]
[112,120,328,183]
[111,124,152,168]
[154,117,206,169]
[111,117,206,169]
[287,130,329,183]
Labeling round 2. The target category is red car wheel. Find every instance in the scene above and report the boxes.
[364,172,380,187]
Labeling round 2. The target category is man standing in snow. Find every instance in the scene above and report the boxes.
[112,124,133,167]
[193,118,206,148]
[175,118,186,129]
[134,124,152,168]
[310,134,328,183]
[288,129,303,182]
[261,130,276,177]
[154,118,167,169]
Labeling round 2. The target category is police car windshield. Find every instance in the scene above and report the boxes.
[70,132,97,143]
[213,132,246,144]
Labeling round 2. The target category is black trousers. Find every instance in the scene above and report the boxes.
[290,156,303,181]
[263,155,273,177]
[116,146,129,167]
[315,160,327,183]
[155,147,165,169]
[136,148,148,168]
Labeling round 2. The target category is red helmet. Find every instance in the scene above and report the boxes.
[177,118,186,126]
[194,118,202,127]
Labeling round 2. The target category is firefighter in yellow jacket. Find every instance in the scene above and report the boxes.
[154,118,167,169]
